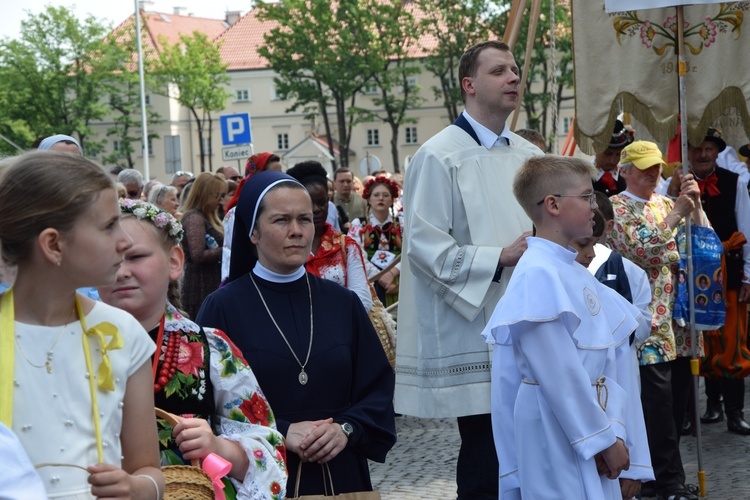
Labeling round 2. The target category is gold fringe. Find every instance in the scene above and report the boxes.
[687,87,750,148]
[574,88,750,155]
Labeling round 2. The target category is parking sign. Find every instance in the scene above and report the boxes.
[220,113,251,145]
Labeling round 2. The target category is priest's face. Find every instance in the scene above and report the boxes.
[463,47,520,117]
[251,187,314,274]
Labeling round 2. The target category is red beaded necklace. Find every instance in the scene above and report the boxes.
[151,315,180,393]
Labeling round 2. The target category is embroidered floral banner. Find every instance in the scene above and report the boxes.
[572,0,750,154]
[605,0,725,11]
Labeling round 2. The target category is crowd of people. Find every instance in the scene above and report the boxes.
[1,39,750,500]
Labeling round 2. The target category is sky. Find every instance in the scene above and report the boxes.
[0,1,255,41]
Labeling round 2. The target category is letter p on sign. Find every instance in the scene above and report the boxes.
[220,113,252,145]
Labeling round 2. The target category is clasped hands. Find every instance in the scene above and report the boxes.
[286,418,348,464]
[595,437,630,480]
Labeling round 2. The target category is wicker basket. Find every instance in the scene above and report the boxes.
[155,408,215,500]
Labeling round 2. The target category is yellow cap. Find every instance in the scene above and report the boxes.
[619,140,666,170]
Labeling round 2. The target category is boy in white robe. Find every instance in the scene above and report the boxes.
[483,156,638,499]
[571,197,655,499]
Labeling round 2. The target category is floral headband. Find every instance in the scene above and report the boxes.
[363,176,400,200]
[119,198,184,243]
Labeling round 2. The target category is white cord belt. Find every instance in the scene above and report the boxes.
[522,375,608,411]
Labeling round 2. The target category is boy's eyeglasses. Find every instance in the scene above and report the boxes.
[536,192,597,209]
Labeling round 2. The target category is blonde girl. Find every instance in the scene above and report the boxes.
[180,172,227,318]
[0,151,163,499]
[98,200,287,499]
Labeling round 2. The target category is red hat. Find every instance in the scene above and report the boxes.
[245,152,275,177]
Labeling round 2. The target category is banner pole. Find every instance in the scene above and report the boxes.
[677,5,706,497]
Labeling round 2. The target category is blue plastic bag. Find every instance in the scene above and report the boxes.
[673,224,725,330]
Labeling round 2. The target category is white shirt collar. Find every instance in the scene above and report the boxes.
[462,111,513,149]
[369,212,393,228]
[594,165,619,181]
[252,262,306,283]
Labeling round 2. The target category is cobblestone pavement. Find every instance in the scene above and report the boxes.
[370,379,750,499]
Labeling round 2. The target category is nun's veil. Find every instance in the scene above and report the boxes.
[228,171,304,282]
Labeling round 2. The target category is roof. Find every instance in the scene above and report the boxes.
[111,9,229,57]
[108,4,457,71]
[217,4,441,71]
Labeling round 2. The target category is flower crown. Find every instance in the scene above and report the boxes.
[363,176,400,200]
[119,198,184,243]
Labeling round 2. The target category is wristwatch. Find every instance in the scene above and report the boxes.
[340,421,354,439]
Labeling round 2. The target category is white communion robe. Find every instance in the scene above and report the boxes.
[589,244,655,483]
[483,238,641,499]
[395,123,541,418]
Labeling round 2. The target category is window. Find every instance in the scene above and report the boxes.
[202,137,212,156]
[277,133,289,151]
[367,129,380,147]
[164,135,182,173]
[364,82,380,95]
[113,140,124,158]
[562,117,572,135]
[400,76,418,93]
[144,94,151,106]
[136,138,154,157]
[235,89,250,102]
[270,84,286,101]
[405,127,418,145]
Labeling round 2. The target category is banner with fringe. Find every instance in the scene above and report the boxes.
[572,1,750,154]
[606,0,725,9]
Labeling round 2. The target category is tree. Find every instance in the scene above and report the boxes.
[152,31,230,172]
[258,0,378,169]
[490,0,573,147]
[351,1,425,173]
[0,6,120,155]
[102,26,161,168]
[416,0,492,123]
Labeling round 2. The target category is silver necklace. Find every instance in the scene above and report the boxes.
[249,273,313,385]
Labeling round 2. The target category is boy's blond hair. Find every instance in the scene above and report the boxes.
[513,155,596,219]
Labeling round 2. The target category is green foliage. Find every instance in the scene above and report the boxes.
[416,0,493,123]
[102,26,161,169]
[490,0,573,142]
[351,0,425,173]
[152,31,230,171]
[0,6,121,155]
[258,0,384,168]
[259,0,435,171]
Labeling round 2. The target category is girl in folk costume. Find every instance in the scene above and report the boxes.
[0,151,164,499]
[286,161,373,311]
[348,176,403,306]
[197,171,396,496]
[98,200,288,499]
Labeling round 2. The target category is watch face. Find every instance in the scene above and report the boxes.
[342,422,353,436]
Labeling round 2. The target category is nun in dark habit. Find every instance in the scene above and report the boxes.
[197,171,396,496]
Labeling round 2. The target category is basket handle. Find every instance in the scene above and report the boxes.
[155,407,201,468]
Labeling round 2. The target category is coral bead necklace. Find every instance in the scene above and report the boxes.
[151,315,179,393]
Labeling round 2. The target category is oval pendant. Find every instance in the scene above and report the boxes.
[298,370,308,385]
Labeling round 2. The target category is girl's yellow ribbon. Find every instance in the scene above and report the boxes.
[83,321,123,392]
[0,289,15,427]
